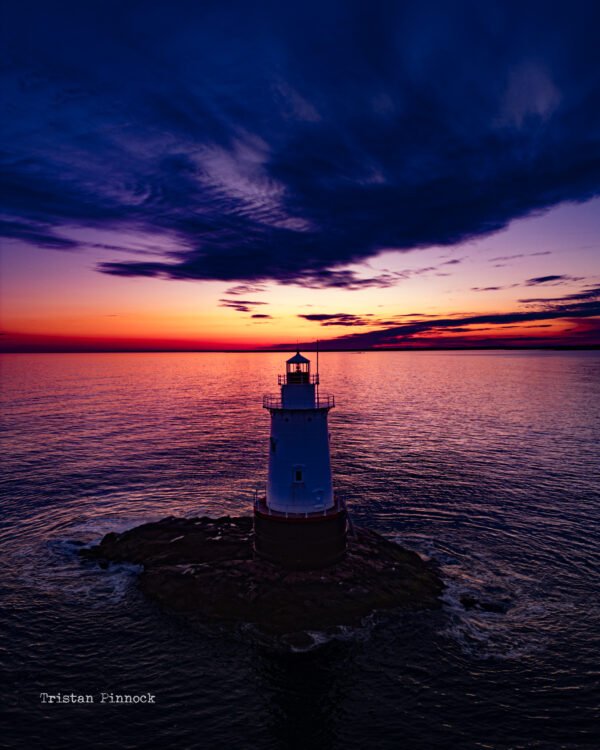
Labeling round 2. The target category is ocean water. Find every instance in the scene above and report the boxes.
[1,351,599,749]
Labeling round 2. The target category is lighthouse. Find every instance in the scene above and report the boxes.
[253,351,347,568]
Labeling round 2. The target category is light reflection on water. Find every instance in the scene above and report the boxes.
[1,351,599,749]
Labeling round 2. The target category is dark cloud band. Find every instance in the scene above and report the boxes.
[2,1,600,287]
[294,290,600,347]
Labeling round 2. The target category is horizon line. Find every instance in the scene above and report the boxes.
[2,345,599,354]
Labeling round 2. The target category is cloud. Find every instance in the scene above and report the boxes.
[299,313,373,326]
[519,284,600,305]
[378,258,464,281]
[471,274,582,292]
[225,284,267,295]
[488,251,551,262]
[524,275,582,286]
[2,2,600,287]
[219,298,269,313]
[251,313,272,319]
[291,292,600,347]
[500,61,561,128]
[0,218,80,250]
[471,284,519,292]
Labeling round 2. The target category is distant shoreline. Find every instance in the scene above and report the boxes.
[1,346,599,354]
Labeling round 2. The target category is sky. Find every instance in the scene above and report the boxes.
[1,0,600,351]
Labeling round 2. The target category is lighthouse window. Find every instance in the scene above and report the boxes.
[293,468,303,483]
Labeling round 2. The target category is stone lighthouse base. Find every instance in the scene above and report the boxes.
[253,498,347,569]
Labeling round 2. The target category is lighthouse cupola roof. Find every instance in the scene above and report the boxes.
[286,351,310,365]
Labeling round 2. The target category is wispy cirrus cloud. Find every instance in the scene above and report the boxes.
[225,284,267,296]
[524,274,582,286]
[219,298,269,313]
[489,251,552,263]
[471,284,520,292]
[299,313,374,326]
[471,274,585,292]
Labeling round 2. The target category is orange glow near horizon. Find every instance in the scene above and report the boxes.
[0,316,592,353]
[2,200,599,351]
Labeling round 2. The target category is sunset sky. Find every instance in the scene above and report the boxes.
[2,1,599,350]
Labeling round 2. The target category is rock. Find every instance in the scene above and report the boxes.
[81,516,444,634]
[281,631,315,650]
[460,594,510,614]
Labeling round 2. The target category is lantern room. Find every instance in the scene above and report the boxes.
[285,352,310,384]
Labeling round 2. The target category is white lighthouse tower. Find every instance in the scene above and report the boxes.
[254,351,347,568]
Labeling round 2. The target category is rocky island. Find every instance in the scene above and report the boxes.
[81,515,444,636]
